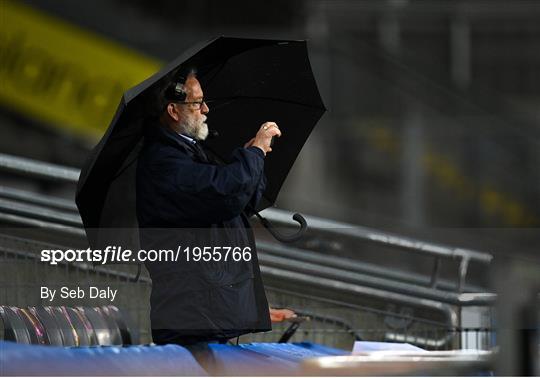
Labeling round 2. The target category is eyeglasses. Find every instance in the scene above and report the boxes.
[175,99,210,110]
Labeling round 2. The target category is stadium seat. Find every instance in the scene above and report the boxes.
[100,305,133,344]
[48,306,78,346]
[29,306,64,346]
[76,306,114,346]
[0,306,32,344]
[0,340,207,376]
[0,305,134,346]
[63,306,96,346]
[208,342,348,375]
[16,307,48,345]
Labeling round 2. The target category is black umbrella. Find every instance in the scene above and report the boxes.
[76,36,326,250]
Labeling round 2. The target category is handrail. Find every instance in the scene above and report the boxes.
[259,208,492,264]
[257,240,486,293]
[0,198,82,227]
[261,265,460,330]
[0,153,492,259]
[257,252,487,306]
[0,186,78,212]
[0,152,493,292]
[0,186,486,294]
[266,286,465,349]
[259,207,492,292]
[0,153,79,182]
[0,213,85,237]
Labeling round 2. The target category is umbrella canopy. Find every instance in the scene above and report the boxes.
[76,36,326,248]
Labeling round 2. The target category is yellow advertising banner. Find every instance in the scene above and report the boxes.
[0,1,162,139]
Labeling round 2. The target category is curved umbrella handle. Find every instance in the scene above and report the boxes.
[255,212,308,243]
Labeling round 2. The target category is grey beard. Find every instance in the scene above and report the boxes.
[180,116,208,141]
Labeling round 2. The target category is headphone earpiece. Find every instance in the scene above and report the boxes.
[165,80,187,102]
[163,67,196,104]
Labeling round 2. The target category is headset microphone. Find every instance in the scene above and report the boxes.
[208,129,219,139]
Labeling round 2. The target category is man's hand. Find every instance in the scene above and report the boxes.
[269,308,297,322]
[246,122,282,156]
[244,137,255,148]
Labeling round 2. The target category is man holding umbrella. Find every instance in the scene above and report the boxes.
[76,37,325,370]
[136,69,295,358]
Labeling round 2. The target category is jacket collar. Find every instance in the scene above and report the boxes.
[153,123,194,151]
[152,123,210,162]
[177,133,197,145]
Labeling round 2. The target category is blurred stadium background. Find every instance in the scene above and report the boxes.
[1,0,539,375]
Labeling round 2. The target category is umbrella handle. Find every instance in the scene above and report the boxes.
[255,212,308,243]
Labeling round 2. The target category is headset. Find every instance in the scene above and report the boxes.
[164,68,197,102]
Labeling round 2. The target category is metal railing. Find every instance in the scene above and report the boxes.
[0,233,495,350]
[0,152,496,348]
[0,153,79,182]
[259,208,492,292]
[0,189,494,307]
[0,152,493,291]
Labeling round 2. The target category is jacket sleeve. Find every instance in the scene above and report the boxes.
[244,173,267,218]
[152,146,265,224]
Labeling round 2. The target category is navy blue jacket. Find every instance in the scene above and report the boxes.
[136,122,271,342]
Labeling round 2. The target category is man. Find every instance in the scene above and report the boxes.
[136,70,294,354]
